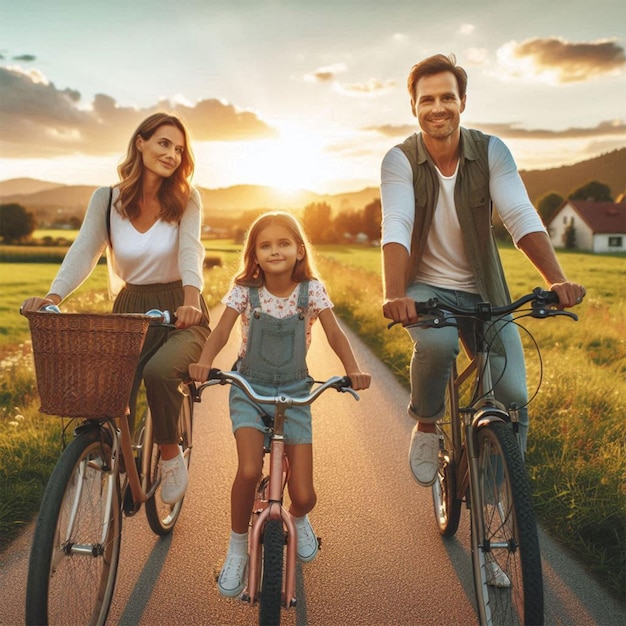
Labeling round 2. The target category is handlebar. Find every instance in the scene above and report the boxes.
[388,287,578,329]
[21,306,176,326]
[191,368,360,405]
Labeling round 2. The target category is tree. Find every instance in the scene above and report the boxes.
[564,223,577,249]
[536,192,564,223]
[302,202,333,243]
[568,180,613,202]
[0,203,37,243]
[362,198,382,242]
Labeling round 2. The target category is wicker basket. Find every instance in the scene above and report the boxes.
[24,312,152,419]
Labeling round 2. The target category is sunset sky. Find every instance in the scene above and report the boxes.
[1,0,624,194]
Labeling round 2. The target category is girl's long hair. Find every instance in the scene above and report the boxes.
[115,112,195,222]
[234,212,318,287]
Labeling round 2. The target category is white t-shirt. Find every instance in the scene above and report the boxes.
[223,280,333,359]
[380,134,546,291]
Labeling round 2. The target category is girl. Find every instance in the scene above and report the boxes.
[189,211,371,597]
[21,112,211,505]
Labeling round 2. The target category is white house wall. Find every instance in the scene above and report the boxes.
[548,205,593,251]
[593,233,625,253]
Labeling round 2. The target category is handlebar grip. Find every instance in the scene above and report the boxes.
[544,291,560,305]
[145,309,177,324]
[208,368,223,381]
[415,301,434,314]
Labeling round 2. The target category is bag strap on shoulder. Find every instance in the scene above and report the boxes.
[106,186,113,249]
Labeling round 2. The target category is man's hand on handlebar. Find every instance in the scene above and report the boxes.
[382,296,419,326]
[548,281,586,309]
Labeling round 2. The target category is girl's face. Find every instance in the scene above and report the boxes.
[254,223,304,279]
[136,124,185,179]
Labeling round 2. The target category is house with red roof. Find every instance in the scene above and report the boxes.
[546,200,626,253]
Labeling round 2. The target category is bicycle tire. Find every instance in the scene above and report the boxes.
[471,420,544,626]
[145,386,194,535]
[432,382,462,536]
[25,425,121,626]
[259,519,284,626]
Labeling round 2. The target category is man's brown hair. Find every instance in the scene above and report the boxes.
[407,53,468,116]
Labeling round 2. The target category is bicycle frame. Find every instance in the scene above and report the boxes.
[196,370,358,616]
[246,395,299,608]
[421,289,577,626]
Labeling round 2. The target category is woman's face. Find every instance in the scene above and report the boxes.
[136,124,185,179]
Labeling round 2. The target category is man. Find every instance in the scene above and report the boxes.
[381,53,585,487]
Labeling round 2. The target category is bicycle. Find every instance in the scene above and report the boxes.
[193,368,359,626]
[391,287,578,626]
[20,307,194,626]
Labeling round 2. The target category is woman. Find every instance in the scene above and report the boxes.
[21,112,211,504]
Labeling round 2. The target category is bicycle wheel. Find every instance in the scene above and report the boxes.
[471,420,543,626]
[26,424,121,626]
[432,377,462,536]
[145,385,193,535]
[259,519,284,626]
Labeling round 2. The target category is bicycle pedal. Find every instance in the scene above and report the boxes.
[122,487,140,517]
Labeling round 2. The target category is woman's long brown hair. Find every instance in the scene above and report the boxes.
[115,112,195,222]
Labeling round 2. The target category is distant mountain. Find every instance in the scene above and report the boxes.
[0,148,623,226]
[0,177,66,196]
[519,148,625,204]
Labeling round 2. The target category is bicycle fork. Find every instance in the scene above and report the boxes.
[245,433,298,609]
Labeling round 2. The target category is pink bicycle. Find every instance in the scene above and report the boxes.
[194,369,359,626]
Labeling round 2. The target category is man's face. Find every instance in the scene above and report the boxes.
[414,71,466,141]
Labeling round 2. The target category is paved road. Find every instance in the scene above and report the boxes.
[1,315,623,625]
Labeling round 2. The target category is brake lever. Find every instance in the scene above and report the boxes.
[531,303,578,321]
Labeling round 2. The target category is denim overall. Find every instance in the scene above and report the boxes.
[230,282,314,444]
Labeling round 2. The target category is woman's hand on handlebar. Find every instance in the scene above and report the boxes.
[174,304,203,329]
[20,295,61,314]
[347,371,372,391]
[382,296,419,326]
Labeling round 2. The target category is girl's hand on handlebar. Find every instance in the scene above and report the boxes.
[188,361,211,382]
[347,371,371,391]
[382,297,419,326]
[175,305,203,329]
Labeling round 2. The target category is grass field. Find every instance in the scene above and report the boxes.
[0,243,624,599]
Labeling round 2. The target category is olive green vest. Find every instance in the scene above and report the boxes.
[397,127,511,307]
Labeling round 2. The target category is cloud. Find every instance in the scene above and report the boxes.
[465,47,488,65]
[335,78,397,97]
[496,37,625,83]
[0,66,278,158]
[472,119,626,139]
[364,120,626,140]
[13,54,36,62]
[363,124,415,137]
[459,24,475,36]
[305,63,347,83]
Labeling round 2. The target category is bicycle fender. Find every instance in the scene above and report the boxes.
[471,406,509,431]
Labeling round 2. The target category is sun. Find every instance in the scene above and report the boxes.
[252,132,325,193]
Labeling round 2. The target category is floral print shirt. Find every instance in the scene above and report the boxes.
[223,280,333,359]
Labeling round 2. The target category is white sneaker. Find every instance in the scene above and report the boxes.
[160,448,188,504]
[485,554,511,587]
[408,426,439,486]
[295,515,319,563]
[218,553,248,597]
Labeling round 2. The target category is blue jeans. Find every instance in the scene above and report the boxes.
[405,283,529,451]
